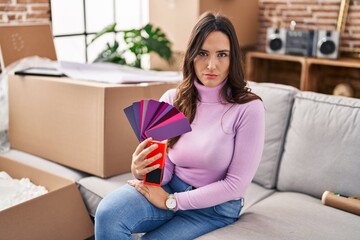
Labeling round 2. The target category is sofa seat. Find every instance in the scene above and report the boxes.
[198,192,360,240]
[78,173,133,217]
[77,176,275,217]
[241,182,275,212]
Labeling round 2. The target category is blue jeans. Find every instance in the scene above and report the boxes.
[95,175,243,240]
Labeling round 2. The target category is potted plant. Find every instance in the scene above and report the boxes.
[88,23,173,69]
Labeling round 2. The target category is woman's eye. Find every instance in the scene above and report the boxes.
[218,52,228,57]
[198,51,207,57]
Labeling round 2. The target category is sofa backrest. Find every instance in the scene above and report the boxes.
[249,82,298,189]
[277,91,360,199]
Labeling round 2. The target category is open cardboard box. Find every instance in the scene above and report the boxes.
[0,155,94,240]
[0,23,57,68]
[8,75,178,177]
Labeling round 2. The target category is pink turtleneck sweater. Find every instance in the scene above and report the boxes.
[160,80,265,211]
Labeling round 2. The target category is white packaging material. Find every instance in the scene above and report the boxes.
[0,171,48,211]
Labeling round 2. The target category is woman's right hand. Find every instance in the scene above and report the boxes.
[131,137,162,180]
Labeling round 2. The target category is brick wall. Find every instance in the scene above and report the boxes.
[344,0,360,51]
[0,0,50,23]
[257,0,360,56]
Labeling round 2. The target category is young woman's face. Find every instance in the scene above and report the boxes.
[194,31,230,88]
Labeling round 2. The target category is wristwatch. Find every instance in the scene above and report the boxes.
[165,194,177,211]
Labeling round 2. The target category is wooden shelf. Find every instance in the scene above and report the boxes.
[246,52,307,90]
[245,52,360,98]
[306,57,360,98]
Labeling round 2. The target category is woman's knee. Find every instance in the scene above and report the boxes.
[95,197,112,224]
[95,185,133,224]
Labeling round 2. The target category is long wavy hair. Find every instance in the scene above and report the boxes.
[168,12,261,148]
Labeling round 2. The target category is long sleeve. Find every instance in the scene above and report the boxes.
[174,100,265,210]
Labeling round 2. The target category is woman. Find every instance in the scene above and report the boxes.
[95,12,265,240]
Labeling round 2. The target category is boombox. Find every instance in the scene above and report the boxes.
[285,30,318,57]
[266,28,340,59]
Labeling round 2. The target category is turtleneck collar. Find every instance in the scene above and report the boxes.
[194,78,227,103]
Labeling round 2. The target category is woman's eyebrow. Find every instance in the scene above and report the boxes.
[199,49,230,53]
[217,50,230,53]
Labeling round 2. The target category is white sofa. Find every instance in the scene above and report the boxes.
[2,81,360,239]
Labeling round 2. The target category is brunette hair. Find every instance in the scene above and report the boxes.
[169,12,261,148]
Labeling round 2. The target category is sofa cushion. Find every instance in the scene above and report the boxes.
[78,173,133,217]
[197,192,360,240]
[278,92,360,199]
[248,82,298,188]
[78,176,275,217]
[242,182,275,212]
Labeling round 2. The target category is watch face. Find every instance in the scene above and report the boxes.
[166,198,176,209]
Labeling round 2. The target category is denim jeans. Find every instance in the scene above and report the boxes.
[95,174,243,240]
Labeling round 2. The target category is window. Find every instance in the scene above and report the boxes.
[50,0,149,63]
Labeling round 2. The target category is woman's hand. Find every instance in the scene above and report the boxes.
[128,179,169,210]
[131,137,163,180]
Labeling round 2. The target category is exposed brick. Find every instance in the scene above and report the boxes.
[320,2,341,7]
[7,13,23,21]
[353,30,360,35]
[278,6,309,12]
[261,0,288,4]
[342,35,357,41]
[0,5,27,11]
[31,5,49,12]
[313,12,338,18]
[17,0,49,3]
[26,12,49,19]
[311,7,339,13]
[283,12,314,18]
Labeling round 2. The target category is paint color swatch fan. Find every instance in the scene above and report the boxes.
[124,99,192,186]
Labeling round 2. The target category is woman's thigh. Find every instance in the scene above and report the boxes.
[95,184,174,237]
[141,203,240,240]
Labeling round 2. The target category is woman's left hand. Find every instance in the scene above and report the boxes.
[128,179,169,210]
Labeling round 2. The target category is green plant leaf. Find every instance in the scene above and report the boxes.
[88,23,117,46]
[90,22,173,69]
[93,40,126,64]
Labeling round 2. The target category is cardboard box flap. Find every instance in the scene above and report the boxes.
[0,156,94,240]
[0,155,72,191]
[0,23,57,68]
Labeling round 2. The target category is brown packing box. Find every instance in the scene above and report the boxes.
[9,75,178,177]
[0,155,94,240]
[0,23,57,68]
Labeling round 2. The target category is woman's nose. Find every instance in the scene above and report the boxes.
[207,56,217,70]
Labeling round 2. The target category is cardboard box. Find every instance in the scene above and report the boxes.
[199,0,259,48]
[0,23,57,68]
[0,155,94,240]
[149,0,258,52]
[9,75,178,177]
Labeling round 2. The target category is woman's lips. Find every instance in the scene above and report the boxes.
[204,74,217,79]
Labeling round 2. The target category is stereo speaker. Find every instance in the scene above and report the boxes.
[266,28,286,54]
[316,30,340,59]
